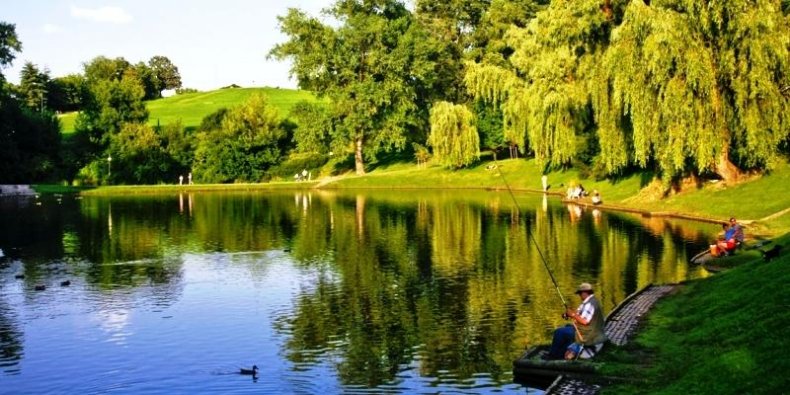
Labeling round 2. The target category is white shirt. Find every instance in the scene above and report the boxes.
[577,294,596,322]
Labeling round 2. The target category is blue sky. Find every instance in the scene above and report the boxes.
[2,1,330,90]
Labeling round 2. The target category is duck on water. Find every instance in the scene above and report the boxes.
[240,365,258,376]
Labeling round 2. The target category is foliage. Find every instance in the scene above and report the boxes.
[413,142,431,167]
[474,99,505,152]
[48,74,86,113]
[289,100,333,154]
[17,61,50,112]
[0,23,60,183]
[108,123,171,184]
[148,55,182,96]
[466,0,790,182]
[468,0,546,65]
[193,94,288,183]
[268,152,329,179]
[76,57,149,146]
[175,87,199,95]
[198,107,229,132]
[132,61,160,100]
[0,21,21,75]
[598,0,790,179]
[271,0,451,174]
[428,101,480,168]
[83,56,131,83]
[0,94,61,182]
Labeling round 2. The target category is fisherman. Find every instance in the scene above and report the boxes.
[716,217,745,256]
[543,282,607,360]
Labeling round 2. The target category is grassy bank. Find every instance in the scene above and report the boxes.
[58,87,318,133]
[600,232,789,394]
[79,181,318,196]
[323,157,790,235]
[75,155,790,234]
[31,184,92,194]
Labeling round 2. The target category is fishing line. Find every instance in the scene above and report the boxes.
[492,157,583,340]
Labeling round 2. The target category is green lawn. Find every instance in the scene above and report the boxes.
[328,158,644,201]
[58,86,318,133]
[79,181,319,196]
[321,157,790,235]
[622,161,790,235]
[600,232,790,394]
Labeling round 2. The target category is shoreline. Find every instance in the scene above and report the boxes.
[75,183,758,230]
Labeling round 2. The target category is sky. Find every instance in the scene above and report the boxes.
[1,0,331,91]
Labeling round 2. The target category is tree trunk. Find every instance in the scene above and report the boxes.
[715,147,741,184]
[355,137,365,175]
[602,0,613,20]
[356,194,365,240]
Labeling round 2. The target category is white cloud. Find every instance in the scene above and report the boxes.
[70,5,133,24]
[42,23,61,34]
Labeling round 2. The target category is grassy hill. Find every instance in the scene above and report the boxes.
[602,231,790,394]
[58,87,318,133]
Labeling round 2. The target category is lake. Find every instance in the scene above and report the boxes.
[0,190,715,393]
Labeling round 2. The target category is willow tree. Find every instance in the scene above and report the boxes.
[598,0,790,181]
[428,101,480,168]
[465,0,618,168]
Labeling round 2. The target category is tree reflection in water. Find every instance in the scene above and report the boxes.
[275,191,711,387]
[0,190,712,388]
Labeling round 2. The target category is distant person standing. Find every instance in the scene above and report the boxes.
[179,175,183,185]
[542,175,548,192]
[188,172,193,185]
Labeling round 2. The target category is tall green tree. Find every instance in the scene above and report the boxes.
[271,0,448,174]
[597,0,790,181]
[83,56,131,83]
[0,22,21,78]
[107,123,168,184]
[132,61,160,100]
[76,57,148,145]
[466,0,616,169]
[416,0,544,156]
[289,100,333,154]
[18,62,50,112]
[0,22,60,183]
[47,74,86,113]
[428,101,479,168]
[148,55,182,97]
[193,94,287,182]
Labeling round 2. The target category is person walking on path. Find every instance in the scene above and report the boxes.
[544,282,607,360]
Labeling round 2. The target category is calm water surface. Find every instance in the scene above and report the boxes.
[0,191,716,394]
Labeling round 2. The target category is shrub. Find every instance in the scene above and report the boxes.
[269,153,329,180]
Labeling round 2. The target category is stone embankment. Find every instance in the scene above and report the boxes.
[545,285,677,395]
[0,185,35,197]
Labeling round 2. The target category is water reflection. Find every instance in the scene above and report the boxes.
[0,191,715,392]
[0,298,23,375]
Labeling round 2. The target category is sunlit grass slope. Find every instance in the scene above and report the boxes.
[602,232,790,394]
[58,87,318,133]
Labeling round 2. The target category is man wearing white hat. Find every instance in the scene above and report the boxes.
[544,282,607,360]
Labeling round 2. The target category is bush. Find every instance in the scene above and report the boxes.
[175,87,199,95]
[269,153,329,180]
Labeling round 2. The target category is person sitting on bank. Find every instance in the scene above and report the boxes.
[591,190,602,205]
[716,217,744,255]
[544,283,607,360]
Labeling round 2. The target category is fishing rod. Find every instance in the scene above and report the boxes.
[492,157,584,341]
